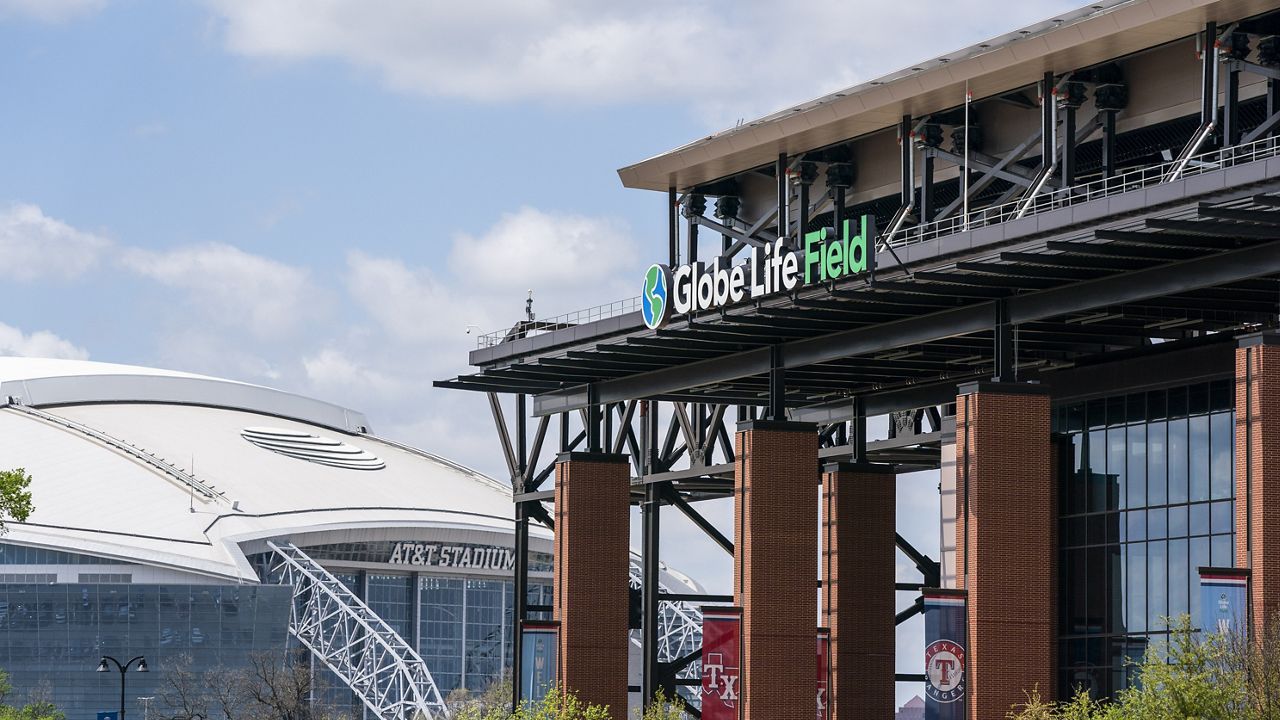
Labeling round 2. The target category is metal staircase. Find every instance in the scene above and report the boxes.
[267,541,450,720]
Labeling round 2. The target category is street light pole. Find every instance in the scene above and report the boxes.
[136,696,154,720]
[96,655,148,720]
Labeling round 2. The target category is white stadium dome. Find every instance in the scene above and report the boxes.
[0,357,705,720]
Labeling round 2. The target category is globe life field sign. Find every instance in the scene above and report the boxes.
[642,215,875,330]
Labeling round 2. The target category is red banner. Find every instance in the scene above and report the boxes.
[701,607,743,720]
[816,628,831,720]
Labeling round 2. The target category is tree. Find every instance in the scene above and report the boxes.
[0,469,33,534]
[0,669,65,720]
[1008,615,1245,720]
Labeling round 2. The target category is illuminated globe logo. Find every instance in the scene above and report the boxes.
[642,263,672,330]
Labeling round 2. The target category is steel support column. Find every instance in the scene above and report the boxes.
[994,300,1014,382]
[768,345,786,421]
[920,153,935,223]
[1270,79,1280,137]
[1225,58,1242,147]
[900,115,913,208]
[1063,105,1077,186]
[1203,22,1220,148]
[1100,110,1117,178]
[512,394,530,712]
[851,397,867,463]
[668,187,678,266]
[776,153,789,248]
[640,486,662,700]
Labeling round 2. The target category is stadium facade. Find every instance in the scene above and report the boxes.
[0,358,703,719]
[437,1,1280,718]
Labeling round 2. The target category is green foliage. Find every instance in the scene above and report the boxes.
[0,670,64,720]
[1107,615,1242,720]
[451,687,613,720]
[1006,685,1056,720]
[639,691,686,720]
[1008,615,1245,720]
[0,469,34,534]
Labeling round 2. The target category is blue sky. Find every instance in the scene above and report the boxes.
[0,0,1085,706]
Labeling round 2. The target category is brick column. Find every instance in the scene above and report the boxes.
[955,382,1054,718]
[1237,332,1280,635]
[821,462,896,720]
[553,452,630,715]
[735,420,818,720]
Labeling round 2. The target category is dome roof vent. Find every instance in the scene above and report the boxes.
[241,426,385,471]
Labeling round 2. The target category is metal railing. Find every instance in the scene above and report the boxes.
[475,134,1280,349]
[476,297,640,348]
[268,541,450,720]
[4,403,226,502]
[893,133,1280,247]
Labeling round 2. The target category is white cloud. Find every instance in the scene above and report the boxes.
[345,250,476,347]
[303,347,402,395]
[0,322,88,359]
[120,243,315,338]
[0,0,104,23]
[207,0,1084,122]
[0,203,110,281]
[449,206,636,291]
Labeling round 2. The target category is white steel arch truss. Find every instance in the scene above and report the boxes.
[268,541,450,720]
[627,560,703,701]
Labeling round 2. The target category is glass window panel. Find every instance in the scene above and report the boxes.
[1086,546,1108,633]
[1148,507,1168,539]
[1169,386,1189,418]
[1190,536,1210,628]
[1189,415,1210,502]
[1168,505,1188,537]
[1067,516,1087,548]
[420,577,464,693]
[1089,430,1108,513]
[1190,502,1211,536]
[1211,501,1233,536]
[1126,393,1146,424]
[1128,424,1147,509]
[1188,383,1210,415]
[1148,540,1168,630]
[1148,422,1168,506]
[1169,538,1189,620]
[1127,510,1147,543]
[1068,433,1088,515]
[1210,379,1232,412]
[1109,426,1127,510]
[1148,389,1168,421]
[1067,403,1085,432]
[1169,419,1189,504]
[1106,396,1126,427]
[1211,534,1234,569]
[1108,545,1123,634]
[1210,412,1233,500]
[1087,514,1106,547]
[1066,548,1089,635]
[1088,399,1106,428]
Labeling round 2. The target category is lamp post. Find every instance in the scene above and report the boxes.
[96,656,148,720]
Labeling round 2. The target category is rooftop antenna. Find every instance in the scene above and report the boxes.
[526,290,535,322]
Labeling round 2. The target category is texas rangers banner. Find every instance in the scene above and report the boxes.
[520,620,559,704]
[924,588,967,720]
[1199,567,1249,636]
[816,628,831,720]
[701,606,743,720]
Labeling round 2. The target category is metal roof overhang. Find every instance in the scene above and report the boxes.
[617,0,1280,192]
[439,159,1280,416]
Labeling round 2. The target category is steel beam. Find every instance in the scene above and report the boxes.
[532,240,1280,414]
